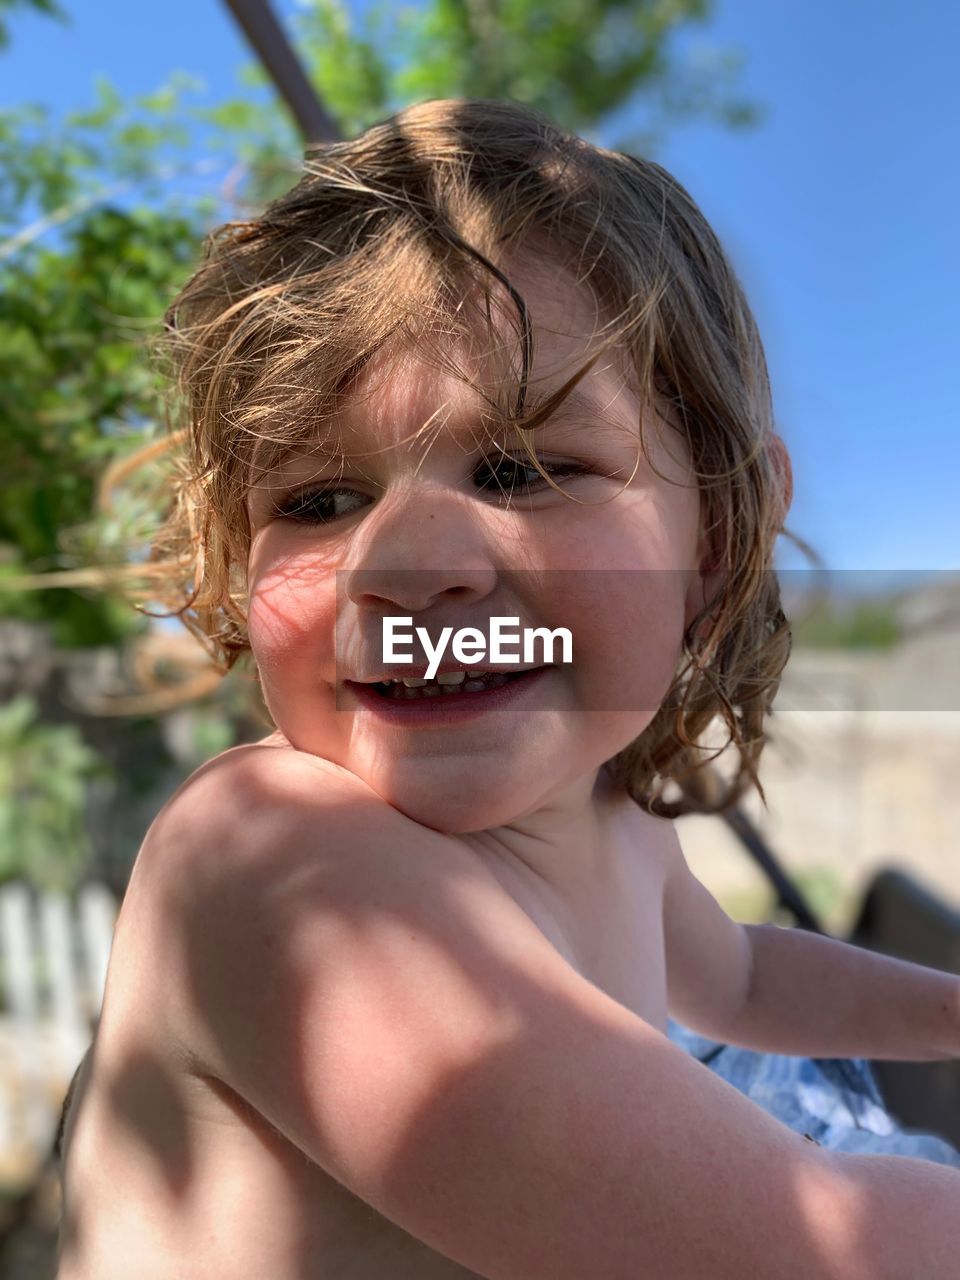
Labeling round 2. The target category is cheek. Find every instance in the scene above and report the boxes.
[246,551,337,674]
[558,569,689,716]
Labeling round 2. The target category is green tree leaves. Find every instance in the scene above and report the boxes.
[0,695,108,890]
[2,1,759,648]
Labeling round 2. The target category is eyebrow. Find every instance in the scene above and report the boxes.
[250,385,634,481]
[522,385,637,432]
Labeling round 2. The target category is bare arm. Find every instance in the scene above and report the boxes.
[733,922,960,1060]
[661,827,960,1061]
[661,829,754,1043]
[157,749,960,1280]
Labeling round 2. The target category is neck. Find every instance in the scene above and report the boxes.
[458,762,636,967]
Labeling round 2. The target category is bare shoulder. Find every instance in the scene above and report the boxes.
[136,737,553,1058]
[608,789,686,881]
[138,740,395,885]
[150,738,375,826]
[145,737,567,976]
[123,740,428,1047]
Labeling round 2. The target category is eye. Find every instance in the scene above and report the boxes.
[473,456,589,497]
[272,486,369,524]
[266,457,592,526]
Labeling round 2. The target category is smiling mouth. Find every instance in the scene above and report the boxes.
[368,670,538,699]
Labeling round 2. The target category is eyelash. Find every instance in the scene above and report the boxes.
[271,458,592,525]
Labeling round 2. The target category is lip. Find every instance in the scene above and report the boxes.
[342,666,553,726]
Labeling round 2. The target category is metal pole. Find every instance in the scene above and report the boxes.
[722,806,825,934]
[680,764,826,934]
[221,0,342,145]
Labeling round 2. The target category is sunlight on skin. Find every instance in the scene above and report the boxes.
[243,251,718,925]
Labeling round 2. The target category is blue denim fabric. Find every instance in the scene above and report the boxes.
[667,1016,960,1168]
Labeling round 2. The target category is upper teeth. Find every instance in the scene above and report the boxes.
[394,670,482,687]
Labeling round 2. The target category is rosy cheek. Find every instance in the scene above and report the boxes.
[247,553,335,660]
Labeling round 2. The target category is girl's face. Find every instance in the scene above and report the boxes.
[245,256,713,832]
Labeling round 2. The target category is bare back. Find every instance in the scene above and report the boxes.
[56,744,672,1279]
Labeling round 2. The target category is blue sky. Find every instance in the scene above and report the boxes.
[3,0,958,582]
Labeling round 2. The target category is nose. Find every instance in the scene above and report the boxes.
[341,485,500,614]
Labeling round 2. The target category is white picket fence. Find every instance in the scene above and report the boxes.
[0,881,118,1185]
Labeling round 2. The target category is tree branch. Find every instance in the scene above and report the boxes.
[221,0,342,145]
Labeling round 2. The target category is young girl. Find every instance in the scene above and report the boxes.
[55,98,960,1278]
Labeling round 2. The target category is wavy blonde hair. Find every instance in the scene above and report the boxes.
[122,96,798,818]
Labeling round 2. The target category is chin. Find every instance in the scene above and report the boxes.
[379,792,516,835]
[360,772,544,835]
